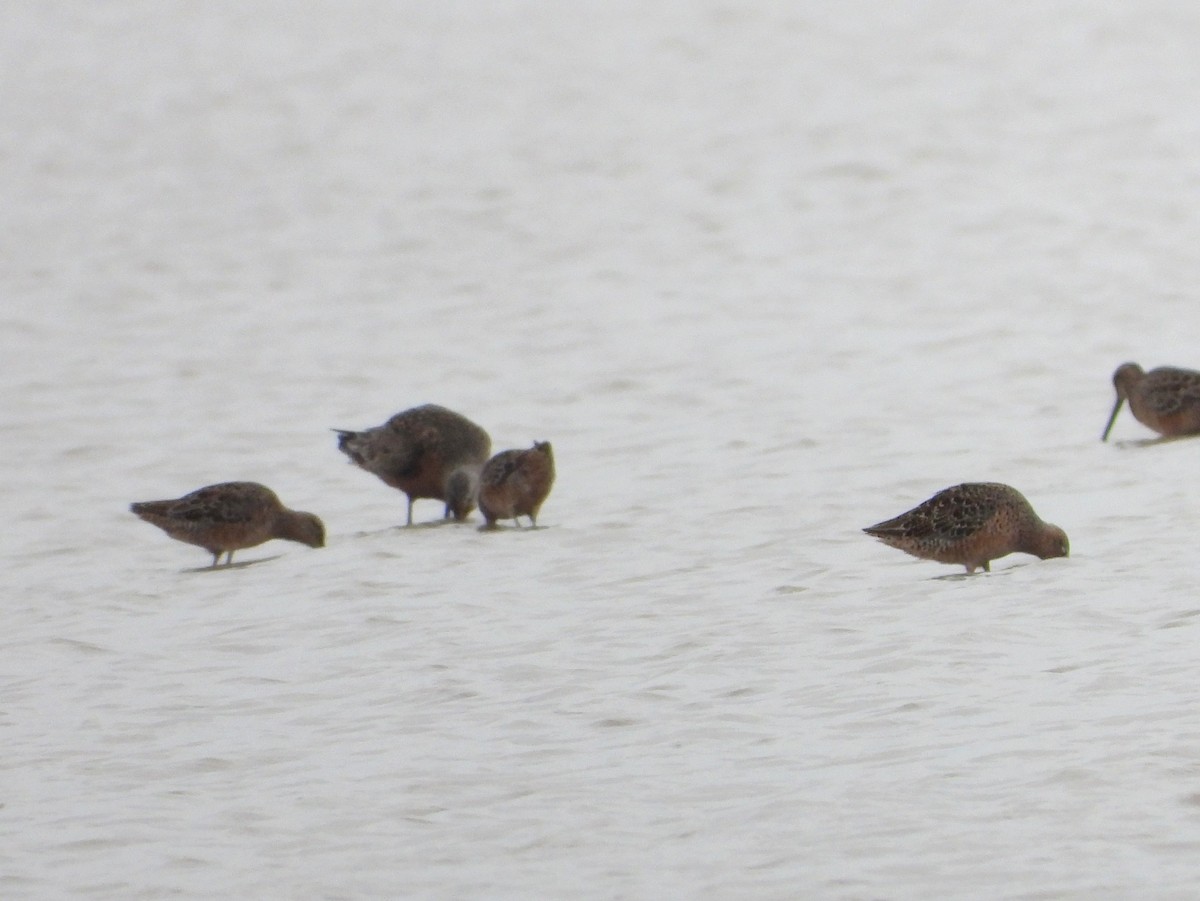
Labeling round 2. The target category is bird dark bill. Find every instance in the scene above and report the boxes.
[1101,396,1124,442]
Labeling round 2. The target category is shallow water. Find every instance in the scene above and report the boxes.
[6,2,1200,898]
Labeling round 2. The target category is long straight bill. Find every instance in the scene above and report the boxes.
[1101,397,1124,441]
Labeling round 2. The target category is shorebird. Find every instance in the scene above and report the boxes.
[863,482,1068,573]
[478,441,555,528]
[334,404,491,525]
[130,481,325,567]
[444,465,481,522]
[1101,362,1200,441]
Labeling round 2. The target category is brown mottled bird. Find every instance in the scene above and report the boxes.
[130,482,325,567]
[334,404,491,525]
[1101,362,1200,441]
[478,441,555,528]
[863,482,1068,574]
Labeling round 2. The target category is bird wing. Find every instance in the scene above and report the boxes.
[169,484,263,524]
[1146,368,1200,415]
[866,487,1000,541]
[357,423,435,478]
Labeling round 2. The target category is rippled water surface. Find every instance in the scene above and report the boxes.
[7,3,1200,898]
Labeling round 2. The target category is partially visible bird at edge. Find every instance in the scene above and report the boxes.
[1101,362,1200,441]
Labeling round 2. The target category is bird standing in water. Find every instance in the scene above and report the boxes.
[863,482,1068,574]
[130,481,325,567]
[478,441,556,529]
[334,404,491,525]
[1101,362,1200,441]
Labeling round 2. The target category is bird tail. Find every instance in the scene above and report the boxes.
[130,500,172,521]
[333,428,371,466]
